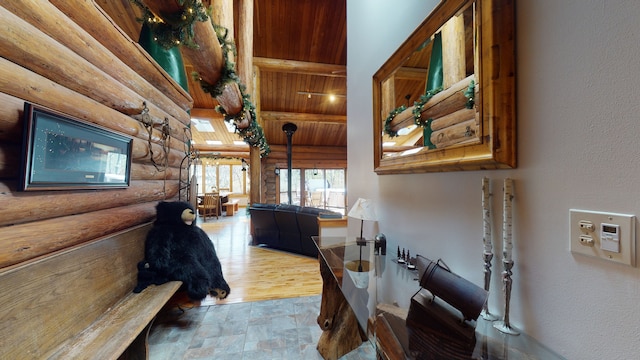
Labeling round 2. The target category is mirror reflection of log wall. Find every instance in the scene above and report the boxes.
[373,0,515,174]
[383,4,478,154]
[0,2,193,268]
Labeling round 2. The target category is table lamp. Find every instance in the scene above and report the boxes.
[347,198,377,271]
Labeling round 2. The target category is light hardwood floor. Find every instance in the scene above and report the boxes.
[197,208,323,306]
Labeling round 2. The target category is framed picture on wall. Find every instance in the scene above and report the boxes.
[19,103,133,191]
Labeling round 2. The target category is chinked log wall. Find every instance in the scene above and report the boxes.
[0,1,193,269]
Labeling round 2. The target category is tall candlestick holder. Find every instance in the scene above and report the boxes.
[493,258,519,335]
[481,177,498,321]
[481,251,498,321]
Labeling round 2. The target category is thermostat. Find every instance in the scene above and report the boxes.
[600,223,620,253]
[570,209,635,266]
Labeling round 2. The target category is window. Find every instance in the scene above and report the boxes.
[194,163,203,194]
[204,164,217,192]
[279,168,301,205]
[218,165,230,192]
[191,159,249,195]
[231,165,244,194]
[280,167,346,213]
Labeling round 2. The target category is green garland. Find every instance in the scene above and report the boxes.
[195,21,270,157]
[412,87,443,127]
[130,0,210,49]
[195,23,239,98]
[383,81,476,138]
[464,79,475,109]
[383,105,406,138]
[217,86,271,157]
[133,0,271,157]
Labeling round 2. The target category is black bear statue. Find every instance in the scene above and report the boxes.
[135,201,230,301]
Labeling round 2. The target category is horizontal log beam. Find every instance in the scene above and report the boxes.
[130,163,185,181]
[131,139,186,169]
[268,159,348,169]
[431,118,479,149]
[0,144,19,178]
[0,92,23,143]
[268,144,347,155]
[2,0,192,126]
[0,7,189,142]
[0,57,187,153]
[49,0,193,113]
[194,144,250,152]
[0,180,178,227]
[153,1,244,116]
[394,66,429,81]
[0,202,161,268]
[212,80,245,116]
[268,145,347,161]
[260,111,346,124]
[388,75,475,133]
[253,57,346,78]
[196,151,249,159]
[430,107,476,131]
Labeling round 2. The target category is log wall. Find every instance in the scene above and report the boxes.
[0,1,192,269]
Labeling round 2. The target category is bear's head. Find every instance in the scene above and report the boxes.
[155,201,197,226]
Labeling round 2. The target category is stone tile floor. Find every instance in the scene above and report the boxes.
[148,295,376,360]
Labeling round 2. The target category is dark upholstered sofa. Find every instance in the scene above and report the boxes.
[249,203,341,257]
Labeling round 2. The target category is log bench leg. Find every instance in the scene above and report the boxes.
[118,317,156,360]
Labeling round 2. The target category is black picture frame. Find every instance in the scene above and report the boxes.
[19,103,133,191]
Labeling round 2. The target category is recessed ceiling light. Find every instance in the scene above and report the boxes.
[233,140,246,146]
[224,121,236,133]
[383,142,396,147]
[397,124,417,136]
[191,118,215,132]
[206,140,222,145]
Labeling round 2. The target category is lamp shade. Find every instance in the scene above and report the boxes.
[347,198,377,221]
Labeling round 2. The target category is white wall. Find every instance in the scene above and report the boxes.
[346,1,640,359]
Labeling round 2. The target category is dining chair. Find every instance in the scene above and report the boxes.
[197,193,220,221]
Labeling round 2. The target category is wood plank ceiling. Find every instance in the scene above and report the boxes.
[96,0,347,156]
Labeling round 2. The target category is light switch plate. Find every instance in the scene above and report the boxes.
[570,209,636,266]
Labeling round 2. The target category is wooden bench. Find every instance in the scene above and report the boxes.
[222,199,240,216]
[0,223,182,360]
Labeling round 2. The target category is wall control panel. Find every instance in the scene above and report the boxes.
[600,223,620,253]
[570,209,636,266]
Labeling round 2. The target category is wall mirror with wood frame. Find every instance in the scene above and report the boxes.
[373,0,515,174]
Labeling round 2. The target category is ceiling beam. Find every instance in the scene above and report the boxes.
[260,111,346,124]
[394,66,429,81]
[194,144,249,152]
[253,57,346,78]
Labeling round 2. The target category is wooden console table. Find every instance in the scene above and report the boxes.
[313,236,565,360]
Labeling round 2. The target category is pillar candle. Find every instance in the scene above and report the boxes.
[482,177,492,254]
[502,178,513,262]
